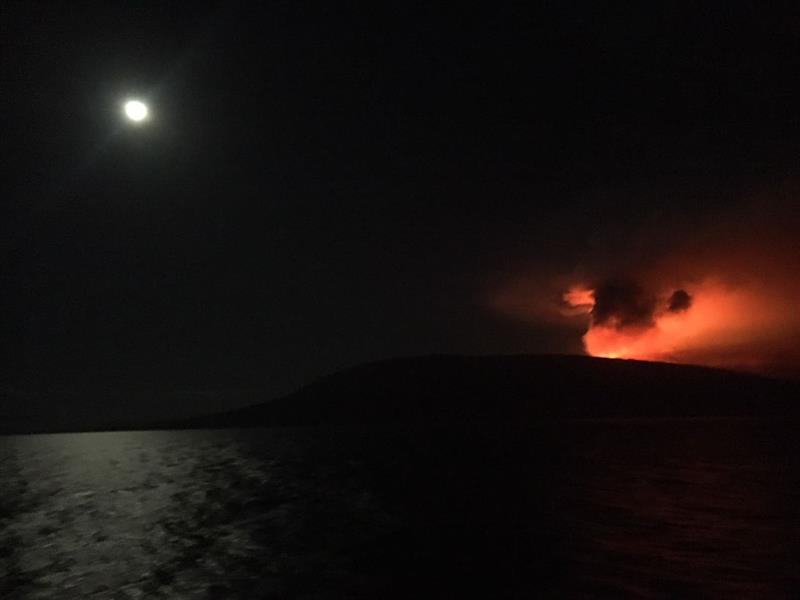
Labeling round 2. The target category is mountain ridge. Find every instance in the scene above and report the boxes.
[4,355,798,434]
[183,354,800,428]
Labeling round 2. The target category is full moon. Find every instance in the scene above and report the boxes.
[123,99,149,122]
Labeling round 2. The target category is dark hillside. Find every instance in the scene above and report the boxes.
[190,355,800,428]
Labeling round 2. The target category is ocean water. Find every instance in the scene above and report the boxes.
[1,420,798,598]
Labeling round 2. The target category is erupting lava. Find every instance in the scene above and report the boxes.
[490,194,800,376]
[562,277,796,372]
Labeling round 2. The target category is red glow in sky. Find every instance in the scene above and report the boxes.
[562,276,799,374]
[490,236,800,377]
[487,188,800,377]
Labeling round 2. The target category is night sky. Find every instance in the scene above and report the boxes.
[3,3,800,421]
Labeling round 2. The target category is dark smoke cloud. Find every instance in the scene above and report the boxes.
[591,281,656,329]
[489,179,800,376]
[667,289,692,312]
[591,283,693,330]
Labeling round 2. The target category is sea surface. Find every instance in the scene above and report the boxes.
[1,420,799,598]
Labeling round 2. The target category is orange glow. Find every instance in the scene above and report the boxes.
[562,286,595,311]
[564,277,799,373]
[488,196,800,376]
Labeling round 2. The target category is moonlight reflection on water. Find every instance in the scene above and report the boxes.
[1,422,799,598]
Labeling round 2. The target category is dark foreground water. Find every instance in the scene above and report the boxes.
[1,420,799,598]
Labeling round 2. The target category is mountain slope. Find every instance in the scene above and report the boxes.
[189,354,800,427]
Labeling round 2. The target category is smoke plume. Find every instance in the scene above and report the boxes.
[489,181,800,377]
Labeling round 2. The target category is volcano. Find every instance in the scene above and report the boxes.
[184,354,800,429]
[6,355,799,435]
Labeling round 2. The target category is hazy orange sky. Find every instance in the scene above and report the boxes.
[490,182,800,377]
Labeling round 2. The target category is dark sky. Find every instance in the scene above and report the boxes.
[3,2,800,420]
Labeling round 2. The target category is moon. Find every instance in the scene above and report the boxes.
[123,99,149,122]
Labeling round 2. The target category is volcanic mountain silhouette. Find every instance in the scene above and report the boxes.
[189,355,800,428]
[4,355,798,434]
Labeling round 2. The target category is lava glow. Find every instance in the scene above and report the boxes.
[562,286,595,310]
[489,196,800,376]
[563,278,797,372]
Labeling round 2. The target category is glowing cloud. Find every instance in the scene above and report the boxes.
[488,180,800,377]
[561,274,800,374]
[489,193,800,377]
